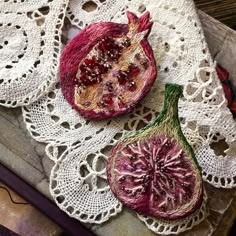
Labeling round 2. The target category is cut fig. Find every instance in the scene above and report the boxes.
[60,11,157,119]
[107,84,203,220]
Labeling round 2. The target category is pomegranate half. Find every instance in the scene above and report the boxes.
[107,84,203,220]
[60,11,157,119]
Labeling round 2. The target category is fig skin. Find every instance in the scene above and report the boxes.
[60,11,157,120]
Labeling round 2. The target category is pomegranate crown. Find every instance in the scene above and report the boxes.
[127,11,153,37]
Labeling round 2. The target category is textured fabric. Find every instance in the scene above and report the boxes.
[5,0,234,233]
[0,0,68,107]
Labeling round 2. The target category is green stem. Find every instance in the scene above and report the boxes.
[153,83,183,127]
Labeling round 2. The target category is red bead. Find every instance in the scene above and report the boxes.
[79,64,87,73]
[99,42,107,52]
[128,81,137,92]
[114,70,128,85]
[84,56,97,68]
[98,94,114,108]
[128,63,140,77]
[118,100,125,108]
[98,64,108,73]
[79,73,99,86]
[103,94,114,106]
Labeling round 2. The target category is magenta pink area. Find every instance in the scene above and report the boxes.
[60,22,128,106]
[107,134,203,220]
[60,11,157,119]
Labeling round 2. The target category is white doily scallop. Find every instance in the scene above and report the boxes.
[137,192,208,235]
[21,0,236,232]
[49,142,123,224]
[67,0,124,29]
[0,0,68,107]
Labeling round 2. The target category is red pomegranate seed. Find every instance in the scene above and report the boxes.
[105,81,114,92]
[118,101,125,108]
[128,63,140,77]
[118,96,126,108]
[98,93,114,108]
[79,74,90,86]
[79,64,87,73]
[128,80,137,92]
[84,57,96,68]
[113,70,129,85]
[97,64,107,74]
[99,42,107,52]
[98,36,116,52]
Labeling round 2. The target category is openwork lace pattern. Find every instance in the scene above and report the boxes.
[67,0,124,30]
[20,0,236,233]
[0,0,68,107]
[137,192,208,235]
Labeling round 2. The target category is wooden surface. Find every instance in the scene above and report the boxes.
[0,165,95,236]
[0,183,62,236]
[0,5,236,236]
[195,0,236,30]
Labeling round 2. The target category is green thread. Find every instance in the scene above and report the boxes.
[123,83,201,171]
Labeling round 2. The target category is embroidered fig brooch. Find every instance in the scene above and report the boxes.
[107,84,203,220]
[60,11,157,119]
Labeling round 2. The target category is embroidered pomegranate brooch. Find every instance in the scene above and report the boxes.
[107,84,203,220]
[60,11,157,119]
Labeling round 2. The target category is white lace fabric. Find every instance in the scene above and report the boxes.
[0,0,234,234]
[0,0,68,107]
[137,192,208,235]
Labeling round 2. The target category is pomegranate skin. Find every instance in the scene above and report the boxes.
[60,11,157,120]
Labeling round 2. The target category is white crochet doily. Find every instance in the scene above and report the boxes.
[0,0,68,107]
[137,192,208,235]
[20,0,236,234]
[67,0,125,29]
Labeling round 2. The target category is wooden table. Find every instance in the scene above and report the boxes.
[0,4,236,236]
[195,0,236,30]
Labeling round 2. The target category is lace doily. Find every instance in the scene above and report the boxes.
[137,192,208,235]
[0,0,68,107]
[21,0,236,233]
[67,0,125,30]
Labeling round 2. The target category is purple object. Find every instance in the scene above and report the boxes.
[0,163,95,236]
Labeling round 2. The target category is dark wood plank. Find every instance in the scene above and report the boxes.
[0,164,95,236]
[195,0,236,29]
[0,225,19,236]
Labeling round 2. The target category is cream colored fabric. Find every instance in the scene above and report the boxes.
[0,0,68,106]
